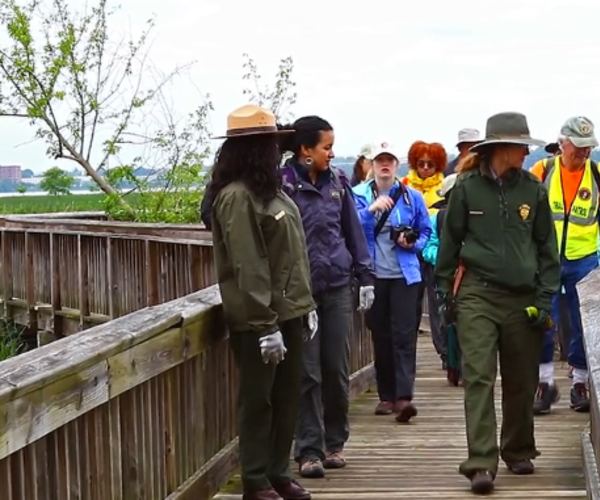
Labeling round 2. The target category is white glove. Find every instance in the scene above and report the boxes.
[358,285,375,312]
[259,331,287,364]
[305,310,318,341]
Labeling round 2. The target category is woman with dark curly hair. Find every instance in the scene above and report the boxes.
[209,104,317,500]
[403,141,448,370]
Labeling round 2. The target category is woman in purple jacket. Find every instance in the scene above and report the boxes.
[277,116,376,478]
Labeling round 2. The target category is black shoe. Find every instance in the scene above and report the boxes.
[533,382,560,415]
[470,470,494,495]
[506,459,534,475]
[570,383,590,412]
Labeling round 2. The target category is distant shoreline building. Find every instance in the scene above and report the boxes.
[0,165,21,182]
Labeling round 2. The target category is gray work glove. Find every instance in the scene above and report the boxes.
[304,310,318,341]
[259,330,287,364]
[358,285,375,312]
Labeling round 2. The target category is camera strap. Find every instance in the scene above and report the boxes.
[372,182,405,239]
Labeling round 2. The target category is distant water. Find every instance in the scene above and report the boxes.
[0,190,96,198]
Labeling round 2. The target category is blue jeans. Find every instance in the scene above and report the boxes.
[540,254,599,368]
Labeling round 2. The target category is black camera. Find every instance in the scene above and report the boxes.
[390,225,419,244]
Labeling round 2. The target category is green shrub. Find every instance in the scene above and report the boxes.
[0,320,26,361]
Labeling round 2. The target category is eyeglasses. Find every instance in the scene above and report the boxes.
[417,160,437,169]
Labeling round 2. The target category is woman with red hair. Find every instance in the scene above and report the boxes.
[403,141,448,212]
[404,141,448,369]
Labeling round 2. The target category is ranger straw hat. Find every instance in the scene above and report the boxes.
[470,112,545,152]
[212,104,294,139]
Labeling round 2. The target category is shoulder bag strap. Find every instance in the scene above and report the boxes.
[373,183,404,238]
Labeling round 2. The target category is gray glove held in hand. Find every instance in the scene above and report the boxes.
[358,285,375,312]
[304,310,318,341]
[259,331,287,364]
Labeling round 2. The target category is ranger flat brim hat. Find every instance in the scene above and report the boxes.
[470,112,545,152]
[212,104,294,139]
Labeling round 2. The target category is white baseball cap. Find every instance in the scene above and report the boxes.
[372,141,399,161]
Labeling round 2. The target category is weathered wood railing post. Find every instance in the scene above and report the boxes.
[578,268,600,498]
[49,233,64,337]
[1,231,13,321]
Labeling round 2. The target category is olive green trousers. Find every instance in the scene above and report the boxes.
[456,274,544,478]
[230,318,304,492]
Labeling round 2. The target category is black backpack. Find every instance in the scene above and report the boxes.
[436,208,446,239]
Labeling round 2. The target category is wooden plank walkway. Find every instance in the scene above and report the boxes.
[215,335,588,499]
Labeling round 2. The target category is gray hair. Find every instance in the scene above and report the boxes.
[557,134,570,151]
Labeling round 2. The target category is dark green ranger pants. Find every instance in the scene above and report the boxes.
[456,274,544,478]
[229,318,304,492]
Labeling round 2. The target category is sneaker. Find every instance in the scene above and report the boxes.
[533,383,560,415]
[299,458,325,478]
[394,400,418,423]
[323,451,346,469]
[570,383,590,412]
[374,401,394,415]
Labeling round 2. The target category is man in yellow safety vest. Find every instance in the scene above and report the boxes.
[529,116,600,415]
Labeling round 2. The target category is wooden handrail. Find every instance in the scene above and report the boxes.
[578,268,600,497]
[0,283,373,500]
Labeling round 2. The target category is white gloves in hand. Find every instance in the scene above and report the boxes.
[305,310,318,341]
[259,331,287,364]
[358,285,375,312]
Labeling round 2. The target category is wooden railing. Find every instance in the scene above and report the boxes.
[0,216,374,499]
[0,216,215,335]
[0,286,373,500]
[578,269,600,498]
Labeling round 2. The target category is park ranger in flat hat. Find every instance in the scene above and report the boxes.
[210,104,317,500]
[437,111,560,495]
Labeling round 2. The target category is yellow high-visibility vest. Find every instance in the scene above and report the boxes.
[544,157,599,260]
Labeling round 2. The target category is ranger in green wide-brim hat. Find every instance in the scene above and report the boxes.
[470,112,546,152]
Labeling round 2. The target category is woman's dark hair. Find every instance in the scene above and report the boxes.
[208,134,281,206]
[278,115,333,156]
[352,155,368,183]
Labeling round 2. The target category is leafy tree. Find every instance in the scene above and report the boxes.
[40,166,74,195]
[0,0,211,220]
[242,53,297,121]
[16,184,26,194]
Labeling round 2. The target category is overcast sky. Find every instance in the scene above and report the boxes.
[0,0,598,172]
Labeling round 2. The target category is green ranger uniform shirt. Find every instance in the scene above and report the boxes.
[436,163,561,311]
[211,182,316,335]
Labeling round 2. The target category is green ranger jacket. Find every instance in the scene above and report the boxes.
[436,163,560,311]
[211,182,316,335]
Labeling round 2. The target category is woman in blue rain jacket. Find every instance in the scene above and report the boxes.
[352,144,431,422]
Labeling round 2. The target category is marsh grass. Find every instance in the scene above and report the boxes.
[0,320,26,361]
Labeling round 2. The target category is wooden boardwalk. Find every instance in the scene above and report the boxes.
[215,336,588,499]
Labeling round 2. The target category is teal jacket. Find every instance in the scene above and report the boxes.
[422,213,439,266]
